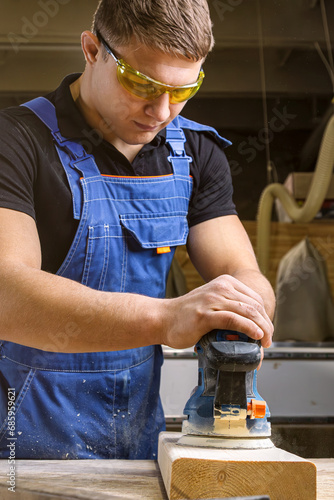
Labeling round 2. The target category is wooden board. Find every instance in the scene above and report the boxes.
[314,458,334,500]
[0,459,167,500]
[158,432,317,500]
[0,457,332,499]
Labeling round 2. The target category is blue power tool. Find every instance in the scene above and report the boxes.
[179,330,273,449]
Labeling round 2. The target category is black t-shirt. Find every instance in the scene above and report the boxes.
[0,73,237,274]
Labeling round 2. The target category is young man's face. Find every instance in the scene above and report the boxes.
[84,34,203,149]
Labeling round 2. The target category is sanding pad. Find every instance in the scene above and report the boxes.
[177,434,274,450]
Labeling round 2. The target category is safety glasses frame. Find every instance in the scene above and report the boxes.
[96,32,205,103]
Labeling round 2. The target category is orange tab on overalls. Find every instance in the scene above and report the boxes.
[156,247,171,254]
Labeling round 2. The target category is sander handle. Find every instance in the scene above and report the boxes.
[206,340,261,373]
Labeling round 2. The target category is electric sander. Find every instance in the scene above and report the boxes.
[178,329,273,450]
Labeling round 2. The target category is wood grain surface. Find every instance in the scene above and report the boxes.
[0,454,333,499]
[158,432,317,500]
[0,459,166,500]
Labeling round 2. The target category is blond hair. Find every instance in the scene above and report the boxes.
[92,0,214,61]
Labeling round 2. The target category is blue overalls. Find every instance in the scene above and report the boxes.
[0,97,230,459]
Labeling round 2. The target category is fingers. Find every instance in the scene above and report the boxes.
[207,309,272,347]
[205,275,274,347]
[161,274,274,350]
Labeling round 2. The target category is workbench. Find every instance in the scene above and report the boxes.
[0,458,333,499]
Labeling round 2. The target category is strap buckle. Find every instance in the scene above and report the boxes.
[51,129,86,161]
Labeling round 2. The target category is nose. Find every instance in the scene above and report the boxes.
[144,92,171,123]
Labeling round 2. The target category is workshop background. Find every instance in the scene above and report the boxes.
[1,0,334,459]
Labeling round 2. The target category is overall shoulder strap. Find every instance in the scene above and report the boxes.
[22,97,59,131]
[176,115,232,148]
[165,116,232,175]
[22,97,88,159]
[21,97,100,220]
[165,119,192,176]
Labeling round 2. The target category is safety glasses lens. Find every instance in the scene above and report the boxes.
[169,83,202,103]
[117,66,162,100]
[117,64,204,103]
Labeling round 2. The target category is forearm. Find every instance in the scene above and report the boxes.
[0,261,275,353]
[0,210,275,353]
[0,263,164,353]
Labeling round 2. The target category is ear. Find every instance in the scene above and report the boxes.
[81,31,101,65]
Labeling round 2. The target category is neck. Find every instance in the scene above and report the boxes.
[69,76,142,163]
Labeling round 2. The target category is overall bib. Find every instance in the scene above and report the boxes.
[0,97,230,459]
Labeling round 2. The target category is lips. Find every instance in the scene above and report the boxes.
[134,121,159,131]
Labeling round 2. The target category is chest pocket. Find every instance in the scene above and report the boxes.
[81,212,189,296]
[120,211,189,249]
[119,211,189,296]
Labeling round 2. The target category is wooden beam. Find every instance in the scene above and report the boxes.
[0,457,332,499]
[158,432,317,500]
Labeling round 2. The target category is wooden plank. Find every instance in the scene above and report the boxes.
[0,457,332,499]
[158,432,317,500]
[311,459,334,500]
[0,459,167,500]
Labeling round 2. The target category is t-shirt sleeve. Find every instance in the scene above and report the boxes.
[0,109,37,220]
[185,129,237,227]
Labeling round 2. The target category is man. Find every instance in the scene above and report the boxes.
[0,0,275,460]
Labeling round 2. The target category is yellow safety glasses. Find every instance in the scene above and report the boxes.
[97,32,205,104]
